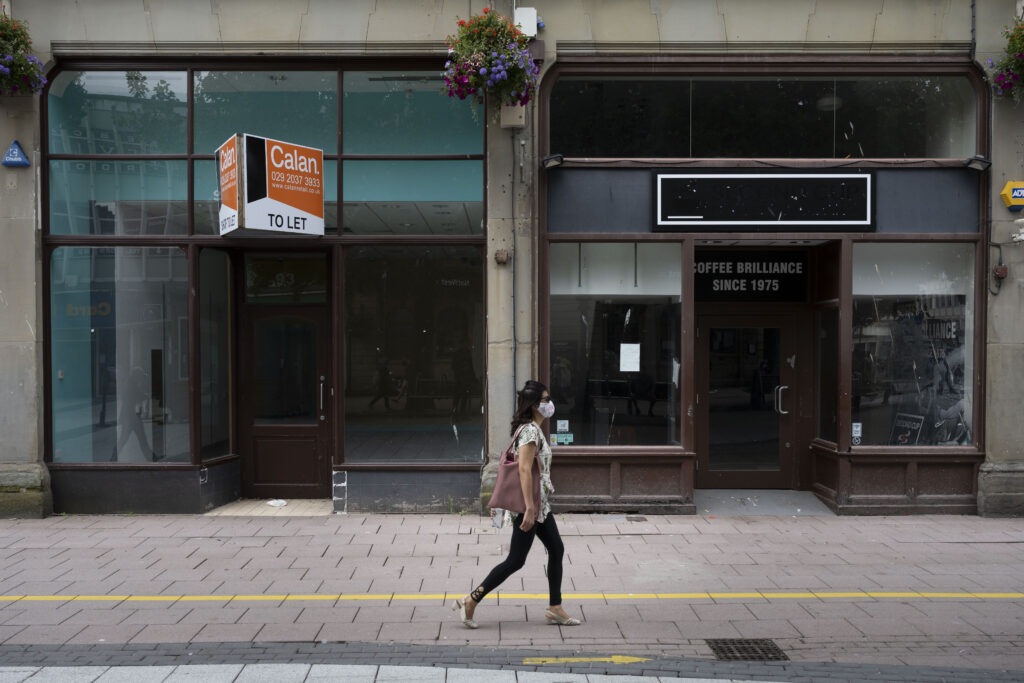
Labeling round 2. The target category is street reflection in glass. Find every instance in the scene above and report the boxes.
[344,246,483,462]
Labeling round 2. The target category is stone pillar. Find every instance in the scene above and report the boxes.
[977,0,1024,516]
[481,98,537,508]
[979,95,1024,515]
[0,93,50,517]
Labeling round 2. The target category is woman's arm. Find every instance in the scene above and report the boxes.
[517,440,537,531]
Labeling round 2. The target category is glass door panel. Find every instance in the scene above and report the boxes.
[252,317,317,425]
[708,327,781,471]
[697,315,795,489]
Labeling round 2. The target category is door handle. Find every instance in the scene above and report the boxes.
[319,376,325,412]
[777,385,789,415]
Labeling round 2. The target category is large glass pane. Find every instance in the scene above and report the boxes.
[836,77,976,158]
[48,70,187,155]
[49,160,187,235]
[193,71,338,155]
[550,77,690,157]
[708,327,780,470]
[343,71,482,154]
[200,250,231,460]
[342,160,482,235]
[253,317,317,425]
[817,309,839,442]
[547,75,977,158]
[692,78,834,157]
[549,243,682,446]
[50,247,190,463]
[852,243,974,446]
[195,159,338,235]
[344,246,484,462]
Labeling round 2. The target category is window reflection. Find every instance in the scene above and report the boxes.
[193,71,338,154]
[343,71,483,155]
[48,71,188,155]
[549,243,682,446]
[49,161,188,235]
[50,247,191,463]
[341,161,483,235]
[817,309,839,442]
[199,250,231,460]
[852,243,974,446]
[344,246,483,462]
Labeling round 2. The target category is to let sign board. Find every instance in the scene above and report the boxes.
[217,134,324,237]
[695,250,807,302]
[656,172,872,230]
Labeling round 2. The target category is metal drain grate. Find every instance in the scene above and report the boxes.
[625,515,647,522]
[706,638,789,661]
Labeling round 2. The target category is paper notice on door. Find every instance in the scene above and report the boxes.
[620,343,640,372]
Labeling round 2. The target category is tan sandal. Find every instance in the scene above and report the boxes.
[545,609,581,625]
[452,598,479,629]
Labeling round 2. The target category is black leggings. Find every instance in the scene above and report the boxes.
[471,513,565,606]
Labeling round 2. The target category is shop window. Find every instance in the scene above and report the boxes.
[49,160,187,235]
[194,160,338,235]
[852,243,974,447]
[343,246,484,462]
[342,160,483,235]
[200,250,232,460]
[550,76,976,159]
[50,247,190,464]
[48,71,188,155]
[343,71,483,155]
[549,243,682,446]
[193,71,338,155]
[817,309,839,443]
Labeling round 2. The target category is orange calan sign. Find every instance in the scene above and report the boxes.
[217,135,239,234]
[217,133,324,237]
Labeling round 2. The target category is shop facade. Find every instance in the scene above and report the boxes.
[2,0,1024,516]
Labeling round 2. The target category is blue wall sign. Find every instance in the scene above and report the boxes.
[2,140,30,167]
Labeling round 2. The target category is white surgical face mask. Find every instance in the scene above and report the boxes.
[538,400,555,419]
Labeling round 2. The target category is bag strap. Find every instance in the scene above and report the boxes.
[507,422,531,455]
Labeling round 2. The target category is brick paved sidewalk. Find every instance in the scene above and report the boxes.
[1,512,1023,679]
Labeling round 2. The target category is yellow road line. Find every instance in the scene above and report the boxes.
[524,655,652,664]
[2,591,1024,603]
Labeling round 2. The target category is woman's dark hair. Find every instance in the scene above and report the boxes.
[510,380,548,435]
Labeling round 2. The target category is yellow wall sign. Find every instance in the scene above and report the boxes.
[1000,181,1024,212]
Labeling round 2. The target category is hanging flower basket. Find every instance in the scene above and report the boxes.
[990,15,1024,101]
[0,11,46,96]
[442,7,539,108]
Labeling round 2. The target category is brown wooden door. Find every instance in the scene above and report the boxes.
[696,314,797,488]
[239,306,331,498]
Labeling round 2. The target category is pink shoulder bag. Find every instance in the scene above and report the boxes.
[486,423,542,515]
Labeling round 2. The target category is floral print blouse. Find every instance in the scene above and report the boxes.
[514,422,553,522]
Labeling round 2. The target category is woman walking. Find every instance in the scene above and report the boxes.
[453,380,580,628]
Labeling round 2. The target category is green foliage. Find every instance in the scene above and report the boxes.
[990,15,1024,101]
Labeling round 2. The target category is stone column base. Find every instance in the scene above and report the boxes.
[978,462,1024,517]
[0,464,52,518]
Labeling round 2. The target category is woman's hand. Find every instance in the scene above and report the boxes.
[520,506,536,531]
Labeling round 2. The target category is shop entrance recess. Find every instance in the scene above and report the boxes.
[696,315,797,488]
[238,254,332,499]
